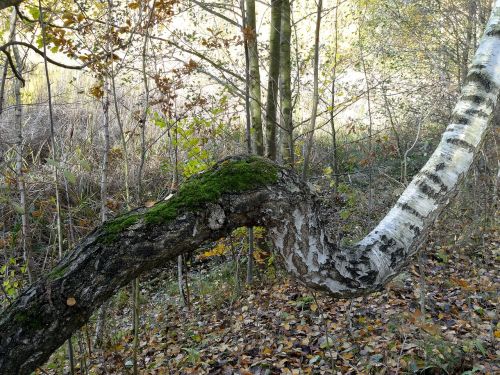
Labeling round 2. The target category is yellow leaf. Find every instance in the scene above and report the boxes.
[66,297,76,306]
[310,303,318,312]
[262,347,273,356]
[343,352,354,359]
[494,330,500,338]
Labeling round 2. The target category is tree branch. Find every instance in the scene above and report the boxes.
[0,41,87,70]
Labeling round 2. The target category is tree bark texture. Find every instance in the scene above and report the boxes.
[245,0,264,156]
[2,2,500,373]
[265,0,282,160]
[279,0,293,166]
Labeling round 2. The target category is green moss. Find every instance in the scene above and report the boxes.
[99,156,279,241]
[104,214,140,235]
[144,156,279,225]
[98,212,141,244]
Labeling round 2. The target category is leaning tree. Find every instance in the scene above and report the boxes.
[1,1,500,373]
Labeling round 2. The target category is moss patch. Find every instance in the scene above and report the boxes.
[100,156,279,241]
[145,156,279,224]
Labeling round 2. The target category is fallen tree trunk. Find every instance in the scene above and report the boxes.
[2,2,500,373]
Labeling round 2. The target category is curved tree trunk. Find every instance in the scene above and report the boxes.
[2,2,500,373]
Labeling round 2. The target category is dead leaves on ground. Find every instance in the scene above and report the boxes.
[44,227,499,374]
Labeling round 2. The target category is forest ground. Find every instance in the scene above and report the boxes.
[42,214,499,374]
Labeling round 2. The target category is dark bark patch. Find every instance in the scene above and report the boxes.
[462,94,486,105]
[358,270,378,285]
[486,26,500,37]
[292,254,308,276]
[466,71,492,93]
[435,162,445,171]
[451,114,470,125]
[397,202,424,219]
[422,171,448,192]
[446,137,475,153]
[390,247,405,268]
[378,235,396,253]
[418,181,440,200]
[407,223,421,238]
[465,108,489,118]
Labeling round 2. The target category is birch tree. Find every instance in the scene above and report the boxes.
[1,1,500,373]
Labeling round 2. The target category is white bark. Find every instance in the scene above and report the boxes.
[274,1,500,296]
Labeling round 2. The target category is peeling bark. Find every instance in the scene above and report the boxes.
[2,2,500,373]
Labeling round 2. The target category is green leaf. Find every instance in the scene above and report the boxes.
[45,158,60,168]
[11,202,25,214]
[63,170,77,185]
[79,159,92,171]
[28,5,40,20]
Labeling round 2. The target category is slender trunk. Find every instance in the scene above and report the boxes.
[11,10,32,283]
[246,226,255,284]
[137,1,153,200]
[110,70,130,206]
[177,255,187,304]
[94,85,111,348]
[302,0,322,179]
[245,0,264,155]
[240,0,252,153]
[67,337,75,375]
[280,0,293,166]
[265,0,282,160]
[95,4,113,346]
[132,277,139,375]
[461,1,477,84]
[330,0,340,188]
[359,8,373,212]
[0,58,8,115]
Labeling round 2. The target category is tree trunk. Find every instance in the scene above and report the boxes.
[10,9,33,282]
[2,2,500,373]
[330,0,340,188]
[0,58,8,115]
[265,0,282,161]
[302,0,322,179]
[280,0,293,166]
[245,0,264,156]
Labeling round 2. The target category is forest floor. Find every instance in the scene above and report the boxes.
[43,223,499,375]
